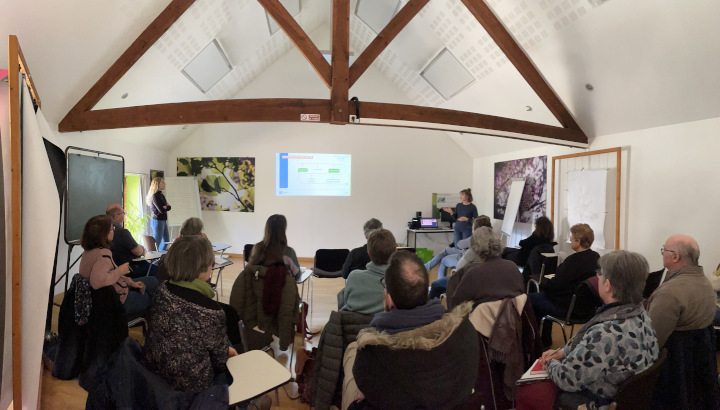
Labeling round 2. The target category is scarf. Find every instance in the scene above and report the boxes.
[169,278,215,299]
[565,302,645,353]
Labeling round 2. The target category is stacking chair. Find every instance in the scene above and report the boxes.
[539,276,602,344]
[142,235,157,252]
[126,311,149,337]
[310,249,350,313]
[526,253,559,294]
[243,243,254,267]
[609,348,667,410]
[312,249,350,278]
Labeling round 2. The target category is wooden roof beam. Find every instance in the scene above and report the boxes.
[259,0,332,88]
[57,99,333,131]
[61,0,196,122]
[356,101,586,144]
[331,0,350,123]
[461,0,585,136]
[349,0,429,87]
[57,96,584,146]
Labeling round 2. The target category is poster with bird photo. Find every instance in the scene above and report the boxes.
[177,157,255,212]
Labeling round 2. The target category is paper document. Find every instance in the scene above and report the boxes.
[517,359,549,384]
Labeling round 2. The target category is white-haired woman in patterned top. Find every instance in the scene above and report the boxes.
[539,250,659,409]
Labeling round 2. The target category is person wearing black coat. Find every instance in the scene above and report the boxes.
[341,218,382,279]
[503,216,555,267]
[529,223,600,347]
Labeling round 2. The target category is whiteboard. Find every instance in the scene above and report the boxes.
[164,177,201,226]
[501,178,527,236]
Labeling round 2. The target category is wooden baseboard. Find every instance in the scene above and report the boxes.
[223,253,314,267]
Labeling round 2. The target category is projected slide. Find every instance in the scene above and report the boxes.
[276,153,351,196]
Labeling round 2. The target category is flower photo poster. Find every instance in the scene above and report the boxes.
[177,157,255,212]
[494,156,547,223]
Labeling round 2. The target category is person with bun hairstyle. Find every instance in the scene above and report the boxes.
[442,188,478,247]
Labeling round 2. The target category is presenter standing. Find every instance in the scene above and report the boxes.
[442,188,478,247]
[147,177,171,251]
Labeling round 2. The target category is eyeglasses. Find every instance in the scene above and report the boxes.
[380,277,386,288]
[660,247,677,255]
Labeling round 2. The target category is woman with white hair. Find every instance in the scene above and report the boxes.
[449,226,524,308]
[538,250,659,409]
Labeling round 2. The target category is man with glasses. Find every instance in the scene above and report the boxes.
[106,204,149,277]
[646,234,716,348]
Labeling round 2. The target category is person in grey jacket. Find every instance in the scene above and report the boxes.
[339,229,396,315]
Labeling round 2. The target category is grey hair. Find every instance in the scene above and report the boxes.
[180,217,204,237]
[363,218,383,239]
[678,241,700,267]
[470,226,503,260]
[598,250,648,305]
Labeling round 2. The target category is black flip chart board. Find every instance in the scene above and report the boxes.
[64,147,124,244]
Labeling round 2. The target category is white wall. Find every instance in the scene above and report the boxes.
[167,47,473,257]
[473,116,720,272]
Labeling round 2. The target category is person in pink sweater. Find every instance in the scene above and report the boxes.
[78,215,157,315]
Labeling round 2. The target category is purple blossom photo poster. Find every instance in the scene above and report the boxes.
[494,156,547,222]
[177,157,255,212]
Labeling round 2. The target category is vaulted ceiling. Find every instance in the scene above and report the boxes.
[3,0,719,157]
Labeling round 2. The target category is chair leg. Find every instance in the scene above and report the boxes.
[558,322,568,344]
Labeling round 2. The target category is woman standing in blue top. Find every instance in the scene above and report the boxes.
[147,177,171,250]
[442,188,478,247]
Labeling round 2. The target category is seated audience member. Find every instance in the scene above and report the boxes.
[156,217,208,281]
[529,223,600,347]
[79,215,157,316]
[648,235,720,410]
[106,204,151,277]
[539,250,659,409]
[449,227,524,308]
[428,216,492,299]
[343,251,478,409]
[143,235,237,392]
[249,214,301,279]
[342,218,383,279]
[340,229,396,315]
[646,234,717,348]
[425,215,492,280]
[503,215,555,267]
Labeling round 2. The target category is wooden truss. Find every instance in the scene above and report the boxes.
[58,0,587,146]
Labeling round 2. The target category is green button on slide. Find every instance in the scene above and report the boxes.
[328,169,340,173]
[298,168,308,172]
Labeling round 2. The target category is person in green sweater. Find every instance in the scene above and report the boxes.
[339,229,397,315]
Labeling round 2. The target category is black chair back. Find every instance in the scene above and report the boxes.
[523,243,556,278]
[568,277,602,322]
[313,249,350,278]
[243,243,254,267]
[643,268,665,298]
[612,348,667,409]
